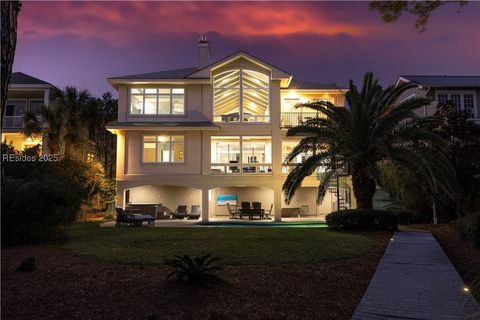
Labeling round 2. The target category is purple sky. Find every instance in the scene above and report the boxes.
[13,1,480,96]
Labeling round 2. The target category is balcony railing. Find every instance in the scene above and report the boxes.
[2,115,42,129]
[211,163,272,174]
[214,113,269,123]
[281,112,324,128]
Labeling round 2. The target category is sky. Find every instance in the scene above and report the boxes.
[13,1,480,96]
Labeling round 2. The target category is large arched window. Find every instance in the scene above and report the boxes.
[213,69,269,122]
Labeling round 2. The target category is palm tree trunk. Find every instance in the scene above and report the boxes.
[1,1,21,124]
[351,167,376,209]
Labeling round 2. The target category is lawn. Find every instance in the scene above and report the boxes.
[62,223,373,265]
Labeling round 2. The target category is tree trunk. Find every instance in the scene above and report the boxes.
[351,167,376,209]
[1,1,21,124]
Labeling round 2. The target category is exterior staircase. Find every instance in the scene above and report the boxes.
[328,176,350,211]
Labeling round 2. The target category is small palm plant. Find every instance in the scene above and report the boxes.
[164,254,224,287]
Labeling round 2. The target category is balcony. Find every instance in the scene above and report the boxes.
[281,112,324,128]
[2,115,42,129]
[211,163,272,175]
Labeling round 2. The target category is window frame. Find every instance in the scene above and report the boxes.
[436,91,477,118]
[213,68,270,123]
[129,88,186,116]
[142,134,185,164]
[210,135,272,174]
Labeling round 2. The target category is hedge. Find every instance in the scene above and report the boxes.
[326,209,398,231]
[456,212,480,249]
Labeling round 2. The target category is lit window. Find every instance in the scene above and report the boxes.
[130,88,185,115]
[213,69,269,122]
[210,136,272,174]
[143,135,184,163]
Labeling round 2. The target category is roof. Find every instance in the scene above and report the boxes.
[399,75,480,88]
[287,79,346,90]
[109,67,199,80]
[10,72,52,86]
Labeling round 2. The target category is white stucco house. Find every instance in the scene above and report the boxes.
[107,38,355,222]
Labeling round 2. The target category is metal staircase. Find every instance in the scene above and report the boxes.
[328,176,351,211]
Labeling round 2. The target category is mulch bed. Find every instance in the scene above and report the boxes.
[411,223,480,298]
[1,232,391,320]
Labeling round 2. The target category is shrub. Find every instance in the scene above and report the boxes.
[164,254,224,287]
[456,212,480,249]
[326,209,398,231]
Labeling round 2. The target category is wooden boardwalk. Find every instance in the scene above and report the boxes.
[352,231,480,320]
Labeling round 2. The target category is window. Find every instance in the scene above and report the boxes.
[211,136,272,174]
[282,141,313,173]
[143,135,184,163]
[213,69,269,122]
[130,88,185,115]
[436,92,476,118]
[29,101,43,115]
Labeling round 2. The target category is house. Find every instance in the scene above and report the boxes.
[395,75,480,123]
[2,72,52,151]
[107,38,354,221]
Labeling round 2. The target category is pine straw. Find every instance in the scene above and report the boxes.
[1,232,391,320]
[412,223,480,301]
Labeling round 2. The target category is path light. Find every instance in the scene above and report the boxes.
[463,287,470,293]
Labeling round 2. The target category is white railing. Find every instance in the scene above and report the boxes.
[281,112,324,128]
[3,116,24,128]
[214,114,270,123]
[211,163,272,174]
[2,115,42,129]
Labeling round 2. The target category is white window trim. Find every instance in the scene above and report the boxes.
[210,135,273,174]
[129,88,186,116]
[435,91,477,118]
[213,68,270,123]
[142,134,184,164]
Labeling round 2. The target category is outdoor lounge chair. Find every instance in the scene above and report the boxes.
[188,205,201,219]
[173,205,188,219]
[115,207,155,227]
[252,202,265,219]
[239,202,251,219]
[226,203,238,219]
[263,204,273,219]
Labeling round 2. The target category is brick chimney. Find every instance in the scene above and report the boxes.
[198,35,211,68]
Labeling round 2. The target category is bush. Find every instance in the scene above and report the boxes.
[326,209,398,231]
[456,212,480,249]
[164,255,224,287]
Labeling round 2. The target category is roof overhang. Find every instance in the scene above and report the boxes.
[281,88,348,94]
[106,123,220,133]
[108,78,210,89]
[9,84,52,90]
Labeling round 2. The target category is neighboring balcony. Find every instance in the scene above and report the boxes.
[2,115,42,129]
[281,112,324,128]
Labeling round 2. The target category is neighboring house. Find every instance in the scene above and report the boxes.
[2,72,52,151]
[107,38,354,221]
[395,75,480,123]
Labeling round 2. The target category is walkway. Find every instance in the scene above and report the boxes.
[352,231,480,320]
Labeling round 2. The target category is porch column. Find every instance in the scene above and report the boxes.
[273,186,282,222]
[201,188,209,222]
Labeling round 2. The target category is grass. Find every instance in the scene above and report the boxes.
[62,223,372,266]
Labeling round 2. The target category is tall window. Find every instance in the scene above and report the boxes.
[211,136,272,174]
[143,135,184,163]
[131,88,184,115]
[436,92,476,118]
[213,69,269,122]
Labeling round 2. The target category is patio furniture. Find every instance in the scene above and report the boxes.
[115,207,155,227]
[226,203,239,219]
[187,205,201,220]
[252,202,265,219]
[172,205,188,219]
[263,203,273,219]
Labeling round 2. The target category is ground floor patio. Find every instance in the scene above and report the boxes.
[117,180,354,222]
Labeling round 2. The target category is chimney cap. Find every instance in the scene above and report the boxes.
[198,35,208,44]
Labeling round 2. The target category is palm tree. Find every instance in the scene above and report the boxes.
[24,101,65,154]
[283,72,457,211]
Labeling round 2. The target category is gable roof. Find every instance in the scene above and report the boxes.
[109,67,199,80]
[10,72,52,86]
[398,75,480,88]
[108,50,292,88]
[287,79,347,90]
